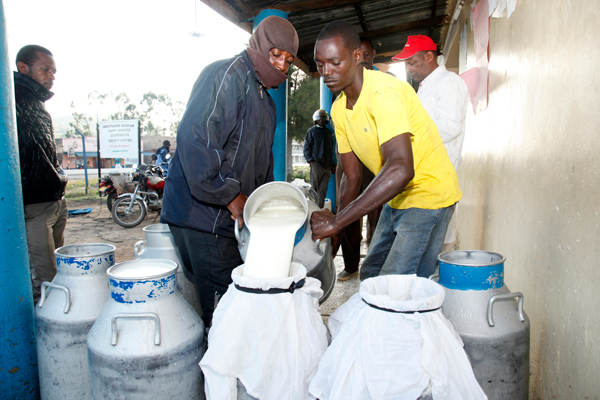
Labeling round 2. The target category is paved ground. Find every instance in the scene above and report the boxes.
[64,197,369,320]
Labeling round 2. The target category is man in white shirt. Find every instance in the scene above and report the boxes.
[394,35,469,252]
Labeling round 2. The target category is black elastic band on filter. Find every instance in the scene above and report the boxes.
[235,278,306,294]
[362,298,441,314]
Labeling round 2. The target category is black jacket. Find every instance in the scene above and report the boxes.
[161,51,276,238]
[303,125,335,170]
[14,72,67,205]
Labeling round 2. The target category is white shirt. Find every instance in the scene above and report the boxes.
[417,65,469,170]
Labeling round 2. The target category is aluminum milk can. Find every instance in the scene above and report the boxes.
[236,181,335,303]
[87,259,205,400]
[36,243,116,400]
[133,223,201,315]
[437,250,530,399]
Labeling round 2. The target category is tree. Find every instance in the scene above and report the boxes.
[83,91,185,136]
[287,66,320,143]
[65,102,94,137]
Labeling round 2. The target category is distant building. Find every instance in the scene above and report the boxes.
[55,136,176,169]
[292,139,307,165]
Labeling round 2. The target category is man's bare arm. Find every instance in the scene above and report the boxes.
[311,133,415,240]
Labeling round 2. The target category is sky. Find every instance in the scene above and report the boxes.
[3,0,251,131]
[3,0,407,133]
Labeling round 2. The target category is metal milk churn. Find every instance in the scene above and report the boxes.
[437,250,530,399]
[87,259,205,400]
[133,223,201,315]
[235,181,335,303]
[36,243,116,400]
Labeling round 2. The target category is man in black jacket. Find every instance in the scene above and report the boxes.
[303,109,335,208]
[14,45,68,302]
[161,16,298,326]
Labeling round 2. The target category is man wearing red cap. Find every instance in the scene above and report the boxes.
[394,35,469,252]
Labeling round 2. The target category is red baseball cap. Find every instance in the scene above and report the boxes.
[393,35,438,61]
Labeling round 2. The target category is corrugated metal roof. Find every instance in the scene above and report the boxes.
[201,0,454,75]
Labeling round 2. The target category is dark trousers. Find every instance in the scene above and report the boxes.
[169,225,243,327]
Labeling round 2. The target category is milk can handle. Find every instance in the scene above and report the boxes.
[38,282,71,314]
[487,292,525,327]
[133,240,145,258]
[234,219,244,245]
[315,239,324,256]
[111,313,161,346]
[428,273,440,282]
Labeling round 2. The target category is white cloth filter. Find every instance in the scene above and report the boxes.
[200,263,329,400]
[309,275,487,400]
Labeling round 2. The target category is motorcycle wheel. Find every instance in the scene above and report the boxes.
[111,197,146,228]
[106,191,118,212]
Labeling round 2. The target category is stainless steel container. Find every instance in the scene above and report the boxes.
[133,223,201,316]
[87,259,205,400]
[438,250,530,399]
[36,243,116,400]
[236,181,335,303]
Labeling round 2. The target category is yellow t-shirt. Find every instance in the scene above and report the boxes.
[332,69,462,210]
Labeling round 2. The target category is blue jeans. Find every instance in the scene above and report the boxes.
[359,203,456,280]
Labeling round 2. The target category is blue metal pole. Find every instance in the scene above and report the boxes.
[76,129,88,194]
[253,9,289,182]
[0,2,40,398]
[320,77,337,211]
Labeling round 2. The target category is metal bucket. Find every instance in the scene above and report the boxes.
[133,223,201,316]
[438,250,530,399]
[87,259,205,400]
[236,181,334,304]
[36,243,115,400]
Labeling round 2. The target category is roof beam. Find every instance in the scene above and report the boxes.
[254,0,362,15]
[354,4,369,33]
[296,15,449,55]
[200,0,252,33]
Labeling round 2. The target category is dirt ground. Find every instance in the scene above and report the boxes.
[64,197,161,263]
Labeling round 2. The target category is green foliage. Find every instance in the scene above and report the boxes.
[71,91,185,137]
[288,66,320,143]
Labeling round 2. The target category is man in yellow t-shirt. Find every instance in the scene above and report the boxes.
[311,20,462,279]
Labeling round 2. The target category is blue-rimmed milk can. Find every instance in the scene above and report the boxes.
[36,243,116,400]
[87,259,205,399]
[438,251,530,399]
[133,223,201,315]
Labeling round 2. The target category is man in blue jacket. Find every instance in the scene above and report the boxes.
[161,16,298,326]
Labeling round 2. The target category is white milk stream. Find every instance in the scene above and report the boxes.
[243,200,306,279]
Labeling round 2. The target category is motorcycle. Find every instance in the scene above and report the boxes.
[98,175,118,212]
[111,164,165,228]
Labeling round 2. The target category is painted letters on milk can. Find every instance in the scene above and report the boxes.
[438,250,530,399]
[36,243,115,400]
[133,223,201,315]
[87,259,205,400]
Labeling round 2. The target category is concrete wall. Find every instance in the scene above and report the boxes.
[447,0,600,398]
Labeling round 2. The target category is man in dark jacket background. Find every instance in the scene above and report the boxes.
[14,45,68,302]
[303,109,335,208]
[161,16,298,326]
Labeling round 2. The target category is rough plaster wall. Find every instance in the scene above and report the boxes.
[455,0,600,398]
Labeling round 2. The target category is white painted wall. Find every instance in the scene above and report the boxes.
[448,0,600,398]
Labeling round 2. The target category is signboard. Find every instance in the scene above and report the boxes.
[98,120,139,159]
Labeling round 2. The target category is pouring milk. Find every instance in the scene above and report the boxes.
[243,198,306,279]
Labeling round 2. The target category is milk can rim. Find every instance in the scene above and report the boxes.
[55,243,116,259]
[243,181,309,231]
[438,250,506,267]
[142,223,170,234]
[107,259,178,281]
